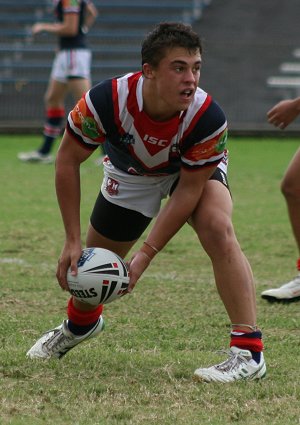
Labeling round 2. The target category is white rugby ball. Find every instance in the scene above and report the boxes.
[67,247,129,305]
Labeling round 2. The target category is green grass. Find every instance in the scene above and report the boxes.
[1,135,300,424]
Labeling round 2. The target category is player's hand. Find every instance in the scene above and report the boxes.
[127,251,152,293]
[31,23,45,35]
[56,242,82,291]
[267,99,300,129]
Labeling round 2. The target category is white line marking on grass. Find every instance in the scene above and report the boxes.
[0,258,27,265]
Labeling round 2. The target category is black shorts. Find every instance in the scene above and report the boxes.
[90,167,230,242]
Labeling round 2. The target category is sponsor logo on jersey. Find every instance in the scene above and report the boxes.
[143,134,168,147]
[105,177,119,196]
[215,129,228,153]
[82,117,100,139]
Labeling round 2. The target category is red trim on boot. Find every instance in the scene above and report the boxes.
[297,258,300,271]
[67,298,103,326]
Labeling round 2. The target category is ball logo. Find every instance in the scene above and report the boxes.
[77,248,96,267]
[68,248,129,305]
[70,288,98,299]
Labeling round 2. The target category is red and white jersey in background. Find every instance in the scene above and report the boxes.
[67,72,228,176]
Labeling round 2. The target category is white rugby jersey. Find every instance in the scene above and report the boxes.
[67,72,228,176]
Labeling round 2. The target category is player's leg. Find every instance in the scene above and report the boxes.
[191,179,257,326]
[37,49,91,160]
[190,176,265,382]
[68,77,90,100]
[281,147,300,257]
[262,147,300,302]
[38,78,67,155]
[18,52,68,163]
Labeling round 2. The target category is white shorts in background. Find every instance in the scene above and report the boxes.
[101,160,180,218]
[50,49,91,83]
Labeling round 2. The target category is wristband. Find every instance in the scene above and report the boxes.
[139,251,152,261]
[143,241,159,254]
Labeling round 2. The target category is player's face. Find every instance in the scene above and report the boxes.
[146,47,201,118]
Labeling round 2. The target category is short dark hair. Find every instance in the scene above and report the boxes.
[141,22,202,68]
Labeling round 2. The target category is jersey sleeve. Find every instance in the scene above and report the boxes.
[67,89,106,150]
[181,100,228,170]
[62,0,81,14]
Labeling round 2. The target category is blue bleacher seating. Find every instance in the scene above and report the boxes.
[0,0,211,126]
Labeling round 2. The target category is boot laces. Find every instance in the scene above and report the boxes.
[214,350,249,373]
[42,327,74,353]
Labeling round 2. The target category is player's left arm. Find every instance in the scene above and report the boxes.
[82,1,98,33]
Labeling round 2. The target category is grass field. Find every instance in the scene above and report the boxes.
[1,135,300,425]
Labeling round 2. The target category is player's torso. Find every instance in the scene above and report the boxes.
[92,73,214,175]
[54,0,87,49]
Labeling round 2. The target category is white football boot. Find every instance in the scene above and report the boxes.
[18,150,53,164]
[194,346,266,383]
[26,317,104,359]
[261,275,300,302]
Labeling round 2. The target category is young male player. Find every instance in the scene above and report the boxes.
[27,22,266,383]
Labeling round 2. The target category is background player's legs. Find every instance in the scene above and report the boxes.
[18,79,67,163]
[281,148,300,260]
[38,79,67,155]
[261,148,300,302]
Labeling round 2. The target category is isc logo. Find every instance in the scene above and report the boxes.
[144,134,168,147]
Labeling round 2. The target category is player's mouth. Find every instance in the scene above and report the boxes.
[180,89,194,100]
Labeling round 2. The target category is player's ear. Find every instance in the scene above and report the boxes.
[142,63,155,79]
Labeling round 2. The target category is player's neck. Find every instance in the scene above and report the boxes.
[142,82,179,122]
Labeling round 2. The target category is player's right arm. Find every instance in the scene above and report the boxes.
[55,130,94,291]
[267,97,300,129]
[32,14,79,37]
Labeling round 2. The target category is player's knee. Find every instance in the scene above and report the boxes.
[196,214,235,253]
[281,178,300,201]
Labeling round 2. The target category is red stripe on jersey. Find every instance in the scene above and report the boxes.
[180,94,212,143]
[126,73,141,116]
